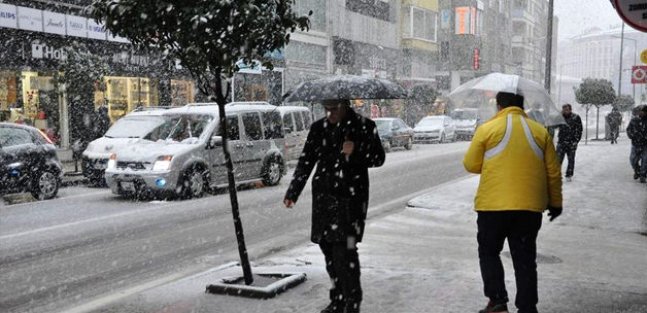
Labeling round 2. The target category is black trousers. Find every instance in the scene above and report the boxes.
[556,144,577,177]
[320,241,362,312]
[477,211,542,313]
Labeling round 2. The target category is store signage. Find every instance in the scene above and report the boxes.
[0,4,17,29]
[66,15,87,38]
[31,40,68,61]
[473,48,480,70]
[441,9,450,29]
[631,65,647,83]
[87,19,107,40]
[43,11,65,35]
[17,7,43,32]
[641,49,647,64]
[613,0,647,32]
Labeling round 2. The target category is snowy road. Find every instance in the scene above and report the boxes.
[0,142,471,313]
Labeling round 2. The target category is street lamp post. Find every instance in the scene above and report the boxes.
[544,0,555,93]
[612,25,638,101]
[618,23,625,97]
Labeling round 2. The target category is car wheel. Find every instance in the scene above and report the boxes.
[31,170,59,200]
[179,167,206,199]
[383,141,392,152]
[262,157,283,186]
[404,137,413,150]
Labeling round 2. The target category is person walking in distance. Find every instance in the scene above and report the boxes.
[464,92,563,313]
[606,106,623,144]
[626,105,647,183]
[556,104,583,181]
[283,99,385,313]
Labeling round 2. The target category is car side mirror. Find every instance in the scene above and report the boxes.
[208,136,223,149]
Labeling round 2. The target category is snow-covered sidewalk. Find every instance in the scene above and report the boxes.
[77,138,647,313]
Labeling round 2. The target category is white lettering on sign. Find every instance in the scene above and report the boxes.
[31,40,68,61]
[0,4,18,29]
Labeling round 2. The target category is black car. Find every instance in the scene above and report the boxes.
[0,123,62,200]
[374,117,414,152]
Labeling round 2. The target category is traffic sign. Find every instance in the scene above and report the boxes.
[631,65,647,84]
[613,0,647,32]
[641,49,647,64]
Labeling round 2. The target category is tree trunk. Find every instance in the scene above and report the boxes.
[595,106,600,139]
[585,105,589,145]
[214,72,253,285]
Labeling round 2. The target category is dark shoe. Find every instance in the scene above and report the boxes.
[479,301,509,313]
[345,301,360,313]
[641,177,646,184]
[634,173,640,180]
[320,301,344,313]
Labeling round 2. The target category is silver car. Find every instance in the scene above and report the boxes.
[413,115,457,144]
[104,103,286,198]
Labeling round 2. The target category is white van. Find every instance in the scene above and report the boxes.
[277,106,313,161]
[82,108,169,185]
[104,102,286,198]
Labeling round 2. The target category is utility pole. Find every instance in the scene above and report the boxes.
[544,0,554,93]
[618,23,625,97]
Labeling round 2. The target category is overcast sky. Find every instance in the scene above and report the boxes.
[555,0,624,40]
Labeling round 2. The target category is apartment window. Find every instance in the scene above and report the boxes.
[403,7,437,42]
[346,0,391,22]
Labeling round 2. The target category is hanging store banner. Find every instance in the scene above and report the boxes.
[17,6,43,32]
[0,4,17,29]
[87,19,107,40]
[43,11,66,35]
[66,15,87,38]
[613,0,647,32]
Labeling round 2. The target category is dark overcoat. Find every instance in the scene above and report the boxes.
[557,113,583,148]
[285,108,385,244]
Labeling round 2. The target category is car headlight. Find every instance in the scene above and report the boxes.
[153,155,173,171]
[107,153,117,170]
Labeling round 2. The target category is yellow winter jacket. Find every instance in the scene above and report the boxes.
[463,106,562,212]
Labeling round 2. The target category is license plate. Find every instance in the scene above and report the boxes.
[121,181,135,192]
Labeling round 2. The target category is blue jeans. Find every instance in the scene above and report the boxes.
[630,145,647,177]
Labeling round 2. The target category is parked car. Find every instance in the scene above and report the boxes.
[450,108,480,140]
[374,117,414,151]
[277,106,313,161]
[104,102,286,199]
[413,115,456,143]
[82,108,169,186]
[0,123,62,200]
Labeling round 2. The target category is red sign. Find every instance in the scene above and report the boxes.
[613,0,647,32]
[632,66,647,84]
[473,48,480,70]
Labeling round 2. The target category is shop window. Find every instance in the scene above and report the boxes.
[171,79,195,106]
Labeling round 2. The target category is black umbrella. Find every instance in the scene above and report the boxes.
[283,75,407,102]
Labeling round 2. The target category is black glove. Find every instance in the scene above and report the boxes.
[547,206,562,222]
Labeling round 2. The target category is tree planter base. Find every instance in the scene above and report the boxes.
[205,273,306,299]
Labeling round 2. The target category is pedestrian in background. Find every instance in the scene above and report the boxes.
[284,99,385,313]
[93,103,111,139]
[556,104,583,181]
[626,105,647,183]
[464,92,563,313]
[606,107,623,144]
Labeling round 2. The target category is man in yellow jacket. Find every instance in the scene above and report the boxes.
[463,92,562,313]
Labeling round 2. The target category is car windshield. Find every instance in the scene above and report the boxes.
[375,120,392,133]
[146,114,213,143]
[104,116,166,138]
[451,110,477,120]
[416,118,443,128]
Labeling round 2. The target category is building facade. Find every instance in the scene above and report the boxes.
[0,0,194,149]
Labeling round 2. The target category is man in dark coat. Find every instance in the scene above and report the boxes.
[556,104,583,180]
[284,99,385,313]
[92,104,111,139]
[626,105,647,183]
[606,107,623,144]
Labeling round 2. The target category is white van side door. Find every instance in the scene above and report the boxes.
[240,112,265,180]
[209,114,246,185]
